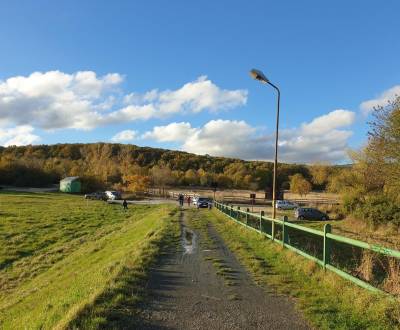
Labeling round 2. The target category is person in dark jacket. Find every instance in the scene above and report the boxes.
[178,194,184,207]
[123,199,128,210]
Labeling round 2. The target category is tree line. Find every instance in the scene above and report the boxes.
[0,142,327,194]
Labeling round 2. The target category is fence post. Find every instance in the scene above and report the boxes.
[230,205,233,218]
[272,220,275,241]
[282,216,288,246]
[246,208,249,225]
[323,224,332,269]
[260,211,264,232]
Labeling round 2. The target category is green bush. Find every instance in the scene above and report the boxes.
[348,193,400,227]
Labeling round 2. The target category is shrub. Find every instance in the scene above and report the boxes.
[352,193,400,227]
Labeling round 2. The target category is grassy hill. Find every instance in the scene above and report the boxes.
[0,192,178,329]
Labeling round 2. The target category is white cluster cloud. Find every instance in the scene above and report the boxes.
[123,76,247,115]
[0,70,123,130]
[0,125,40,146]
[142,122,197,142]
[111,129,138,142]
[141,110,356,163]
[360,85,400,115]
[0,71,247,131]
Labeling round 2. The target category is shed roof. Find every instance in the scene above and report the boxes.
[60,176,80,183]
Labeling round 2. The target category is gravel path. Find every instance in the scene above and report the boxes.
[135,209,310,330]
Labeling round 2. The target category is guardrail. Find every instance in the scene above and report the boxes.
[214,201,400,295]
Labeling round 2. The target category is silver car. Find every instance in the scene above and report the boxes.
[276,200,298,210]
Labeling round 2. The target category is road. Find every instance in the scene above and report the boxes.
[134,209,310,330]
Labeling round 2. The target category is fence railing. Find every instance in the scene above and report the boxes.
[214,201,400,295]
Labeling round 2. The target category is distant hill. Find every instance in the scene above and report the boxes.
[0,143,317,191]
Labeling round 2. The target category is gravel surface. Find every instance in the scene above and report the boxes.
[134,210,310,330]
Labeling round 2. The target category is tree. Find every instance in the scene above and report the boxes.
[309,163,331,188]
[367,97,400,199]
[150,165,175,188]
[122,174,150,193]
[184,169,198,185]
[289,174,312,197]
[197,168,212,186]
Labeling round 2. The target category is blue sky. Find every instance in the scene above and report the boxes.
[0,0,399,163]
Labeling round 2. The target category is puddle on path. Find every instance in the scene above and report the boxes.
[181,227,197,255]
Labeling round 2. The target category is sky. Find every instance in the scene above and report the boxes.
[0,0,399,163]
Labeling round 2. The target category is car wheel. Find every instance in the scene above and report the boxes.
[298,216,305,220]
[321,216,327,221]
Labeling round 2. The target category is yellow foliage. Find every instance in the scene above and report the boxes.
[122,174,150,192]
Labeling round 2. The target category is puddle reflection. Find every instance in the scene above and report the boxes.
[182,227,197,254]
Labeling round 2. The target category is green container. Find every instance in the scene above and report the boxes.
[59,177,81,193]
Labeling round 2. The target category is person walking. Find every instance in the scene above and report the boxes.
[187,196,191,207]
[122,199,128,210]
[178,194,184,207]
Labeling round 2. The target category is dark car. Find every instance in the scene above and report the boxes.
[295,207,329,221]
[84,191,107,200]
[197,197,212,208]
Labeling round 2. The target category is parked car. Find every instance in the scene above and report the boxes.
[295,207,329,221]
[192,196,199,206]
[84,191,107,200]
[196,197,212,208]
[276,200,298,210]
[105,190,122,200]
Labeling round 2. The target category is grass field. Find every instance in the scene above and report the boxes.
[202,209,400,329]
[0,192,177,329]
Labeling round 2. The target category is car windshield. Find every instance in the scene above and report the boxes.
[198,198,208,202]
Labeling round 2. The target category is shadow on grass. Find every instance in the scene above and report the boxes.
[67,216,180,330]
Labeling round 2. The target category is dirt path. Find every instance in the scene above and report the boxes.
[135,209,310,330]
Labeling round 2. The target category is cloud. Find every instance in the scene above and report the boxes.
[0,70,123,130]
[300,109,355,135]
[142,122,197,142]
[111,129,138,142]
[0,71,247,130]
[360,85,400,115]
[123,76,247,116]
[143,110,356,163]
[0,125,40,146]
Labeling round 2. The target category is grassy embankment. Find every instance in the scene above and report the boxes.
[197,208,400,329]
[0,192,179,329]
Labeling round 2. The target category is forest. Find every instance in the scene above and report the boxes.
[0,142,318,193]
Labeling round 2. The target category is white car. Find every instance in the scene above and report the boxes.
[105,190,121,200]
[276,200,298,210]
[192,196,199,206]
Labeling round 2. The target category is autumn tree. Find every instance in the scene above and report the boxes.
[309,163,331,188]
[150,165,175,196]
[184,169,198,185]
[290,174,312,197]
[367,97,400,198]
[122,174,150,193]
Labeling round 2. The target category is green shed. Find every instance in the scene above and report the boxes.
[60,176,81,193]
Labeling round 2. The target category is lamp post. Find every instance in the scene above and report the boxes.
[249,69,280,219]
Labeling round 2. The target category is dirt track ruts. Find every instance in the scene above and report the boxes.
[134,209,310,330]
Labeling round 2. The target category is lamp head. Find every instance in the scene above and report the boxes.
[249,69,269,84]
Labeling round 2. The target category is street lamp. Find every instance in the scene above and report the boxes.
[249,69,280,219]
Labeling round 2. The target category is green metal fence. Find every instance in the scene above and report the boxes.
[214,201,400,295]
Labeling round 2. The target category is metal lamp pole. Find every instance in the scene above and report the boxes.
[249,69,280,219]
